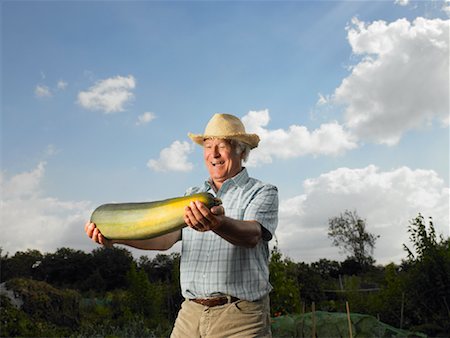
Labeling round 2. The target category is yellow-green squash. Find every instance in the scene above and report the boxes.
[91,193,221,240]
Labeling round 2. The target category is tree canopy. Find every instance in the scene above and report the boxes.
[328,210,379,268]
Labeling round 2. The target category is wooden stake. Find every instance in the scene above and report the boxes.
[312,302,316,338]
[400,292,405,329]
[300,302,305,338]
[346,301,353,338]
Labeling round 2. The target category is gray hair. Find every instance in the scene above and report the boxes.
[230,139,251,163]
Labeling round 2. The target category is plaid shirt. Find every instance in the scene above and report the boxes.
[180,168,278,301]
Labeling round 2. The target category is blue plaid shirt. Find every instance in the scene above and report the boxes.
[180,168,278,301]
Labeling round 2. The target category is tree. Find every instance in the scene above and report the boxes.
[126,263,163,319]
[295,262,325,305]
[310,258,341,279]
[91,247,134,291]
[269,246,301,315]
[401,214,450,336]
[0,249,44,282]
[328,210,379,268]
[39,248,92,288]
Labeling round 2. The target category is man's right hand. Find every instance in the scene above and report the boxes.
[84,221,114,248]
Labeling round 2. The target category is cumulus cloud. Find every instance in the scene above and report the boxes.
[330,17,449,145]
[147,141,194,172]
[136,112,156,126]
[242,110,358,166]
[277,165,449,264]
[77,75,136,113]
[35,85,52,98]
[0,162,93,255]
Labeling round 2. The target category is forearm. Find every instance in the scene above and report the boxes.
[214,217,262,248]
[112,229,181,251]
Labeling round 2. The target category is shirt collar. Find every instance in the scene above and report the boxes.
[205,167,250,192]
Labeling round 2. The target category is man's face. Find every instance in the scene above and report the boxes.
[203,138,243,187]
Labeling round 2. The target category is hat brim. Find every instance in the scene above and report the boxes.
[188,133,260,149]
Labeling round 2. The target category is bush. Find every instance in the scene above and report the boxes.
[0,294,72,337]
[6,278,81,329]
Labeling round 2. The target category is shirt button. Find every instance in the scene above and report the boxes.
[203,274,206,278]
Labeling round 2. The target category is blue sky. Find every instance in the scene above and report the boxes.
[1,0,449,264]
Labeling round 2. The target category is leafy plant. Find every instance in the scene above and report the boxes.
[402,214,450,336]
[269,246,301,315]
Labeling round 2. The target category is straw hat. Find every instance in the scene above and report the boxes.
[188,113,260,149]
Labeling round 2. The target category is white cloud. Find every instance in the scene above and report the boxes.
[0,162,94,255]
[136,112,156,126]
[444,0,450,16]
[57,80,68,90]
[242,110,358,166]
[394,0,409,6]
[330,17,449,145]
[316,93,330,106]
[44,144,60,157]
[147,141,194,172]
[77,75,136,113]
[35,85,52,98]
[2,162,46,198]
[277,165,449,264]
[35,80,68,98]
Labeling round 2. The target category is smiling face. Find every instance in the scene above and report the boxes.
[203,138,243,190]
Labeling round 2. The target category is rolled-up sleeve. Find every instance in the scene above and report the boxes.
[244,185,278,241]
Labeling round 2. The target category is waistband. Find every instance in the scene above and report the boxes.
[190,295,240,307]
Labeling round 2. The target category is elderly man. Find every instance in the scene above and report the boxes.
[85,113,279,337]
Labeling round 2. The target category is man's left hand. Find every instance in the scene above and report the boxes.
[184,200,224,232]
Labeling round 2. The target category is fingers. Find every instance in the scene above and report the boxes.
[85,222,96,238]
[84,221,111,247]
[211,205,224,216]
[184,200,221,232]
[191,201,213,225]
[184,204,206,231]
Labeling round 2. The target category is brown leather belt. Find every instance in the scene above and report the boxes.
[191,296,240,307]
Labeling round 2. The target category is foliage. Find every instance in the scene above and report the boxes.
[328,210,379,268]
[138,252,183,322]
[1,212,448,338]
[0,246,135,292]
[89,246,134,291]
[126,263,167,327]
[375,263,407,327]
[75,315,162,338]
[271,311,426,338]
[310,259,341,279]
[294,262,326,305]
[38,248,92,288]
[269,246,301,315]
[401,214,450,336]
[5,278,81,329]
[1,294,36,337]
[0,295,72,337]
[0,249,44,282]
[77,290,171,338]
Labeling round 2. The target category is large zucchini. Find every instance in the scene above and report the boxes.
[91,192,221,240]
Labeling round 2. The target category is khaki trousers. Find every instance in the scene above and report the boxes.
[170,296,272,338]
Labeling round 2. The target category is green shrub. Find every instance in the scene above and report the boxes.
[0,294,72,337]
[6,278,81,329]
